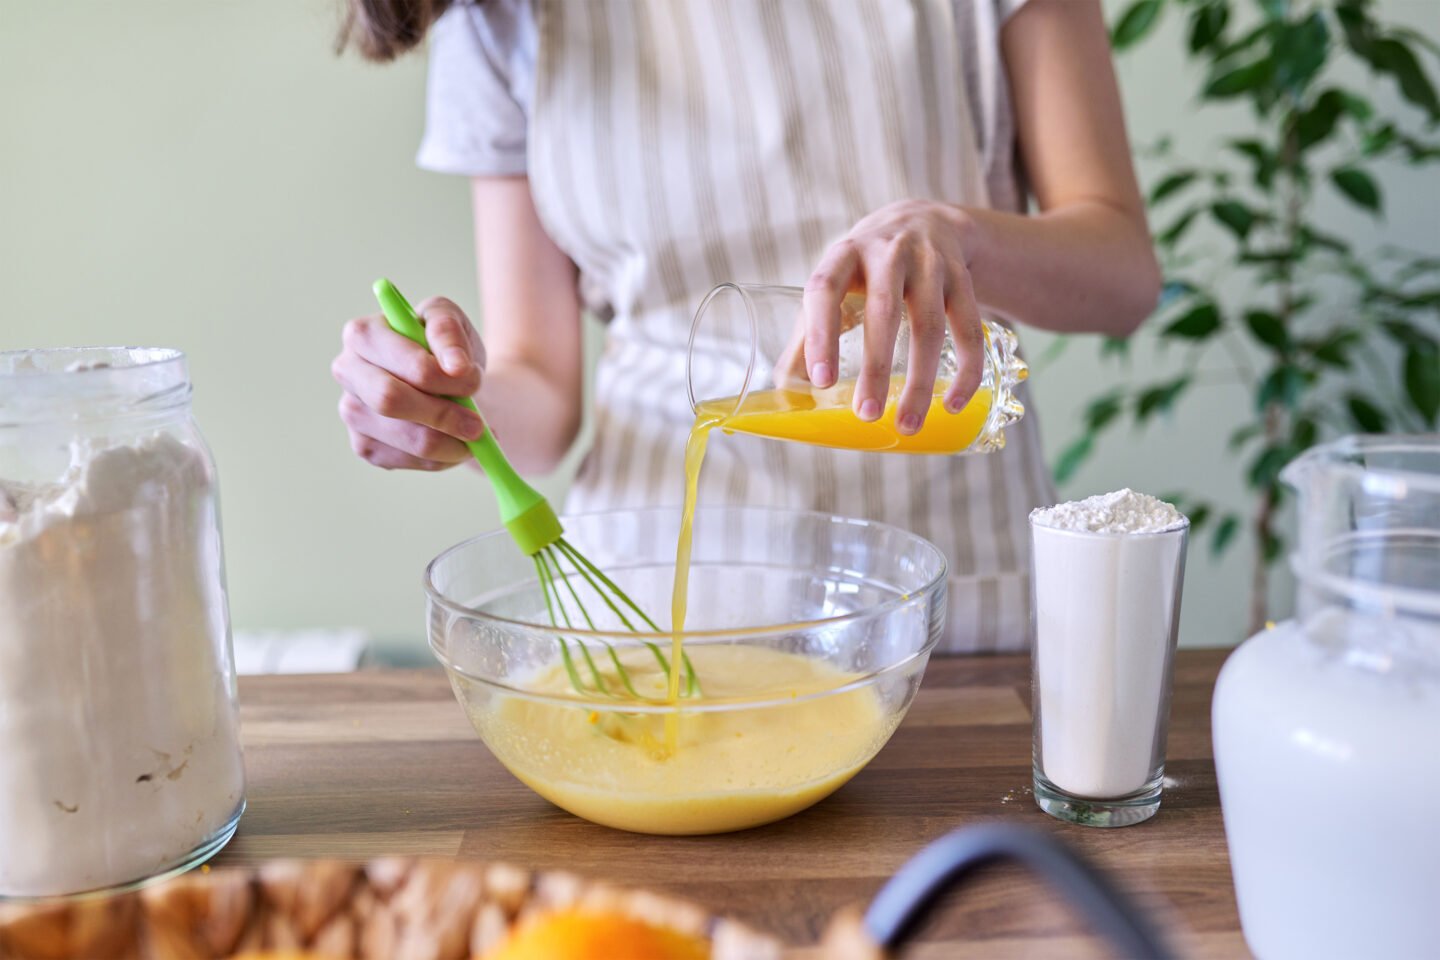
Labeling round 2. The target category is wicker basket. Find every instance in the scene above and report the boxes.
[0,859,884,960]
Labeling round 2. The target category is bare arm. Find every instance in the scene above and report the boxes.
[333,176,584,475]
[467,176,585,473]
[803,0,1159,433]
[969,0,1161,335]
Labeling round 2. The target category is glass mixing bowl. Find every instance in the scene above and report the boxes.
[425,506,946,834]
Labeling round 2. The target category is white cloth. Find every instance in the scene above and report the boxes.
[419,0,1056,651]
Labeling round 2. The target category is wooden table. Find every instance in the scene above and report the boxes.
[217,649,1247,958]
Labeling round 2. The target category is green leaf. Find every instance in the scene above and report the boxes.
[1405,343,1440,425]
[1158,207,1201,246]
[1263,529,1286,564]
[1338,91,1374,122]
[1218,21,1274,59]
[1330,167,1382,213]
[1211,515,1240,556]
[1211,200,1257,240]
[1230,422,1264,450]
[1380,319,1435,349]
[1361,123,1397,155]
[1136,376,1192,420]
[1188,503,1212,531]
[1188,2,1229,52]
[1054,434,1094,484]
[1295,90,1344,150]
[1163,302,1222,339]
[1249,445,1292,489]
[1346,393,1388,432]
[1272,11,1330,95]
[1291,416,1318,450]
[1150,170,1199,204]
[1393,26,1440,62]
[1228,138,1277,189]
[1101,337,1131,361]
[1336,1,1377,57]
[1257,0,1289,21]
[1112,0,1165,50]
[1245,310,1289,349]
[1370,38,1440,121]
[1399,133,1440,163]
[1298,225,1350,254]
[1085,391,1127,432]
[1204,59,1274,100]
[1256,365,1309,410]
[1309,331,1358,368]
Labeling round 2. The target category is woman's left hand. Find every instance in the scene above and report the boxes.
[802,199,986,436]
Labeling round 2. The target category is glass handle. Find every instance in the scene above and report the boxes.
[970,318,1028,453]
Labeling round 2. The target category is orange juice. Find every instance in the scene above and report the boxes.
[697,375,993,454]
[668,376,990,706]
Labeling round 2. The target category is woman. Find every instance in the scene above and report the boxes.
[331,0,1160,652]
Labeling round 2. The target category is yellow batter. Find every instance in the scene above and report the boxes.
[474,645,894,834]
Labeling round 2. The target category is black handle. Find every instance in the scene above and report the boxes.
[863,824,1174,959]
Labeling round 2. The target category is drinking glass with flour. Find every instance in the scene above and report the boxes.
[1028,490,1189,828]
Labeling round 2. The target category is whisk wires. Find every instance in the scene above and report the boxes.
[533,539,699,702]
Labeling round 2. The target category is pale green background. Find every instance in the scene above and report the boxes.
[2,0,1435,655]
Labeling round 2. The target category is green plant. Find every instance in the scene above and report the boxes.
[1061,0,1440,633]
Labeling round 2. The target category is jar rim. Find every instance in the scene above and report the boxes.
[1283,434,1440,498]
[0,348,192,427]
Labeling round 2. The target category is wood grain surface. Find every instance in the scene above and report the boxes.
[217,650,1248,958]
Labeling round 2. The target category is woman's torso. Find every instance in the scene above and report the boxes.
[440,0,1053,651]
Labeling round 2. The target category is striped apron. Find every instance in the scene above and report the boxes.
[526,0,1055,652]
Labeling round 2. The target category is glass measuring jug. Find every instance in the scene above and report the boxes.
[686,283,1027,454]
[1212,435,1440,959]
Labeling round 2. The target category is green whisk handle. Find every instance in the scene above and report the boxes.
[372,278,562,555]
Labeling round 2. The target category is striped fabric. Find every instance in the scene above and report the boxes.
[426,0,1055,652]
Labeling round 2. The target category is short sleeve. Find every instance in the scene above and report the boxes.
[416,0,535,177]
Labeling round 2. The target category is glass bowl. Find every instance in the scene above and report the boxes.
[425,506,946,834]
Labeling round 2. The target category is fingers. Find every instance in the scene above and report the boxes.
[803,242,861,388]
[342,313,482,399]
[346,431,454,471]
[895,255,947,435]
[331,351,485,442]
[944,263,986,415]
[773,320,811,390]
[416,297,488,378]
[853,244,906,422]
[338,394,471,467]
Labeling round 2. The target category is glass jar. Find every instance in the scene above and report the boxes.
[687,284,1027,454]
[0,348,245,899]
[1212,436,1440,958]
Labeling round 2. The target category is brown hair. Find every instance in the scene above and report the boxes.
[336,0,455,62]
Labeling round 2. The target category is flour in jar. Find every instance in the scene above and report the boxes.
[1030,489,1188,800]
[0,433,245,897]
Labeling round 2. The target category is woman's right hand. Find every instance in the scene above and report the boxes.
[331,296,488,471]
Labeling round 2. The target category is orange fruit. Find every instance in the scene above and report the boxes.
[484,910,708,960]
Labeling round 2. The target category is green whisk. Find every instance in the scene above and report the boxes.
[372,279,697,700]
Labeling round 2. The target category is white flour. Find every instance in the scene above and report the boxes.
[0,433,245,897]
[1031,490,1188,800]
[1031,488,1185,534]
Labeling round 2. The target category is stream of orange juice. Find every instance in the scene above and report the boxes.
[666,376,992,712]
